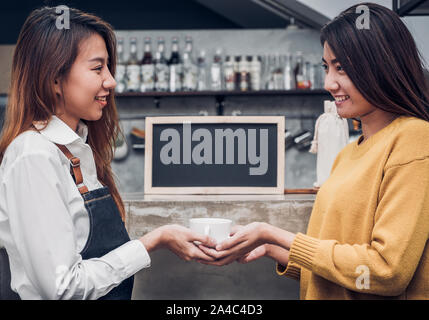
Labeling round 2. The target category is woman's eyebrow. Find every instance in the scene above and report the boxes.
[322,57,339,64]
[88,57,108,63]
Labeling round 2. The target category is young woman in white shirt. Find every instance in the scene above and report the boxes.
[0,7,215,300]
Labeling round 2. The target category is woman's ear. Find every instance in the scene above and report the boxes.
[54,78,62,96]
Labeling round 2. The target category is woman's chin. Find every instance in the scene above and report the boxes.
[336,108,356,119]
[83,112,103,122]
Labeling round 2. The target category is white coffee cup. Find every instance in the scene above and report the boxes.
[189,218,232,244]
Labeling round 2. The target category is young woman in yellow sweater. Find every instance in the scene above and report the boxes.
[199,3,429,299]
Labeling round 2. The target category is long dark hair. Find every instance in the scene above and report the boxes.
[0,7,126,221]
[320,3,429,121]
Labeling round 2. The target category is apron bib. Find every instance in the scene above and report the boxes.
[0,143,133,300]
[56,143,134,300]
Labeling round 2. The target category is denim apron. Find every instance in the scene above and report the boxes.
[56,144,134,300]
[79,187,134,300]
[0,144,134,300]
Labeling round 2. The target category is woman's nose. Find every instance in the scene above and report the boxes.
[324,72,339,93]
[103,69,117,90]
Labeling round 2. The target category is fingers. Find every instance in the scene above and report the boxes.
[230,225,244,236]
[197,255,237,266]
[215,234,243,251]
[241,247,264,263]
[179,243,216,262]
[191,247,216,262]
[190,232,217,248]
[236,253,250,264]
[198,245,230,260]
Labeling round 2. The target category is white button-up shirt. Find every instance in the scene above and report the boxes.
[0,116,151,299]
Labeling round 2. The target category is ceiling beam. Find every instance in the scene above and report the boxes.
[194,0,330,29]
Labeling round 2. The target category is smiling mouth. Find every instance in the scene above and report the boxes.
[95,96,107,101]
[334,95,350,102]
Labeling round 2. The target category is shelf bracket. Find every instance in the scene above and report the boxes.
[154,97,161,109]
[215,95,225,115]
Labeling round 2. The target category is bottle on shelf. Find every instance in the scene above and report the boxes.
[182,36,198,91]
[140,37,155,92]
[168,37,182,92]
[249,55,262,91]
[115,37,127,93]
[196,50,209,91]
[126,37,141,92]
[210,48,223,91]
[234,56,241,91]
[272,54,284,90]
[223,55,235,91]
[304,61,313,89]
[294,52,311,89]
[284,54,295,90]
[265,55,275,90]
[238,55,250,92]
[154,37,169,92]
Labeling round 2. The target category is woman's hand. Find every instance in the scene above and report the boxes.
[236,244,269,264]
[237,244,291,266]
[197,222,270,266]
[196,222,296,266]
[140,224,217,262]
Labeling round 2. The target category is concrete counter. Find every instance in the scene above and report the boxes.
[123,193,315,300]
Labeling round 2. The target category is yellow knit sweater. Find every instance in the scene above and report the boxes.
[277,116,429,299]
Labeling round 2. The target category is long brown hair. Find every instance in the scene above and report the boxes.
[0,7,126,221]
[320,3,429,121]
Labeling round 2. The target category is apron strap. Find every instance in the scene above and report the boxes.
[55,144,89,195]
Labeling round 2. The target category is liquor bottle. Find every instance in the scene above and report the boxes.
[284,54,295,90]
[140,37,155,92]
[182,36,198,91]
[304,61,313,89]
[126,37,141,92]
[210,48,223,91]
[266,55,275,90]
[294,52,311,89]
[249,55,262,91]
[238,55,250,92]
[168,37,182,92]
[115,37,127,93]
[234,56,241,90]
[223,55,235,91]
[154,37,169,92]
[196,50,209,91]
[272,54,284,90]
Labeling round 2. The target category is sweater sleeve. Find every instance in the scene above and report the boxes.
[276,262,301,281]
[288,157,429,296]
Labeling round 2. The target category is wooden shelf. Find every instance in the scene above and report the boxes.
[115,89,330,98]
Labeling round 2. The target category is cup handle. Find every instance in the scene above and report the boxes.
[204,225,210,237]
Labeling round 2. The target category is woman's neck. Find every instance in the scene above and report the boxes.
[359,110,399,144]
[56,113,79,133]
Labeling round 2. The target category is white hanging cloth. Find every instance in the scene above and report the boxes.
[310,100,349,188]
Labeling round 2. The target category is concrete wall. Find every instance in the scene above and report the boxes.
[112,93,329,193]
[0,45,14,94]
[297,0,429,68]
[111,28,330,193]
[123,193,315,299]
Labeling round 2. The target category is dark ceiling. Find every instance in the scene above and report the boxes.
[0,0,239,44]
[0,0,329,44]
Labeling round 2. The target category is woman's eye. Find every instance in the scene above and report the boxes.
[336,65,344,72]
[321,64,328,72]
[93,66,103,72]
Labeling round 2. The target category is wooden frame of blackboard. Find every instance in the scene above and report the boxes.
[144,116,285,194]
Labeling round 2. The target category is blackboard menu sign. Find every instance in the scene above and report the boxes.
[144,116,285,194]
